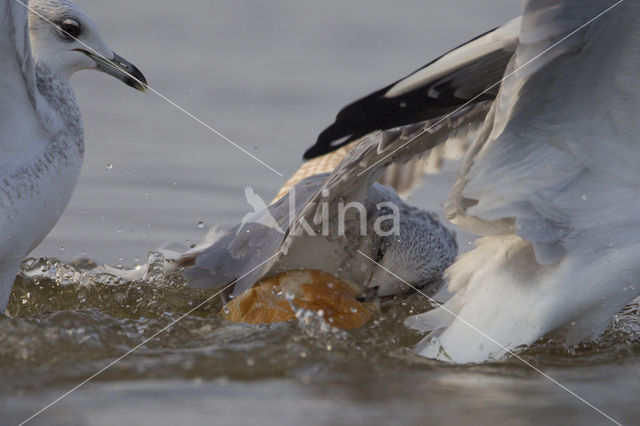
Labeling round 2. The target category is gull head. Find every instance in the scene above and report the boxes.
[367,212,458,297]
[27,0,147,91]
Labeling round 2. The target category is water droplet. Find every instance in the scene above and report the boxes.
[105,163,113,170]
[197,221,205,228]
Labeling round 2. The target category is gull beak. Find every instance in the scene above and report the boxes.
[76,49,148,92]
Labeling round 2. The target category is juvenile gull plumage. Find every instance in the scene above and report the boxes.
[0,0,146,312]
[309,0,640,363]
[180,121,461,300]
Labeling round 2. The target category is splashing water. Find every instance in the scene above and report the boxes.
[2,253,640,408]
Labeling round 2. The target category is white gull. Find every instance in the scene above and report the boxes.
[308,0,639,363]
[0,0,146,312]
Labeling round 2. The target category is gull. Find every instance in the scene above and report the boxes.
[307,0,639,363]
[179,136,459,299]
[176,13,513,315]
[0,0,146,313]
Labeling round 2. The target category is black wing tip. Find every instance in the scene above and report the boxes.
[302,144,324,160]
[304,123,354,159]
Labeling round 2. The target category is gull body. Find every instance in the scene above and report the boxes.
[310,0,640,363]
[182,171,457,299]
[0,0,146,312]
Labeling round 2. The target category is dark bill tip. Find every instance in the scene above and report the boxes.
[76,49,148,92]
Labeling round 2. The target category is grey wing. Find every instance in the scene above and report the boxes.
[3,0,37,95]
[183,174,327,295]
[0,0,45,170]
[282,101,492,254]
[305,16,521,197]
[446,0,636,258]
[305,16,520,159]
[376,116,481,197]
[183,102,489,292]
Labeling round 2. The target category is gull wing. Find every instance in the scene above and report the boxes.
[182,174,326,295]
[0,0,47,172]
[183,102,489,294]
[283,101,491,254]
[446,0,636,254]
[304,17,520,159]
[408,0,640,363]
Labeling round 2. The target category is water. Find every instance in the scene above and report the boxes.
[5,1,639,425]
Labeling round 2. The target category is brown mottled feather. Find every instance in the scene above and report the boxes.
[272,142,358,202]
[273,136,467,202]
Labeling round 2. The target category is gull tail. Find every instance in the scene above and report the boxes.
[405,235,640,364]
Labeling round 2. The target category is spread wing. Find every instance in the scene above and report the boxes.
[183,101,489,294]
[406,0,639,362]
[182,174,327,295]
[283,101,491,254]
[0,0,45,172]
[182,15,518,294]
[304,16,520,159]
[446,0,635,261]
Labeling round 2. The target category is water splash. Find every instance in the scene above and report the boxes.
[1,255,639,396]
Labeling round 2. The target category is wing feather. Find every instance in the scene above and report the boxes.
[304,17,520,159]
[0,0,46,171]
[283,101,491,254]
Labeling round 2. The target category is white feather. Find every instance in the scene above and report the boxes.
[408,0,640,363]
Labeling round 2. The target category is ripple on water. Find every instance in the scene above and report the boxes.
[2,254,640,395]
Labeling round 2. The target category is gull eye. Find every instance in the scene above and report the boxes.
[59,19,82,40]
